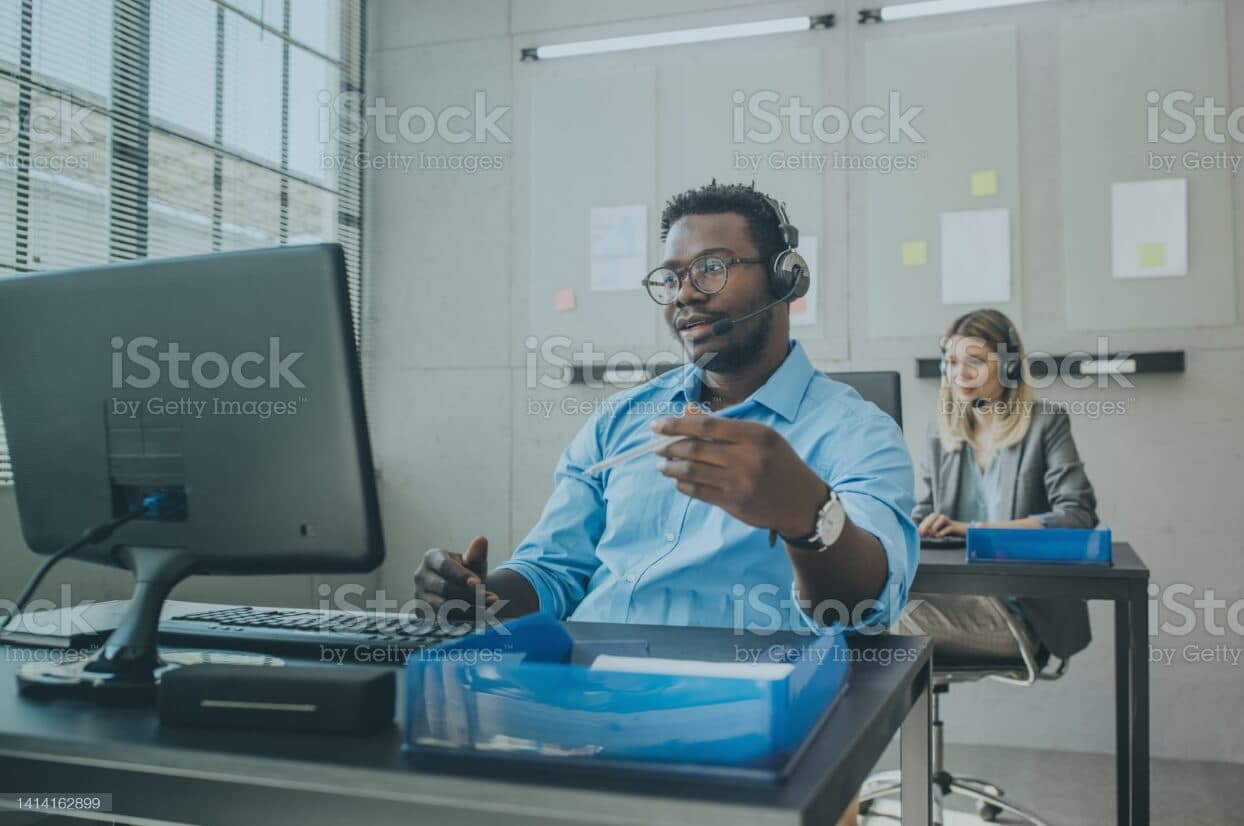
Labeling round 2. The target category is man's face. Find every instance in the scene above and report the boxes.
[660,212,779,373]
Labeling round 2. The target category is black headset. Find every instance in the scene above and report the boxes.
[939,317,1023,384]
[758,194,811,302]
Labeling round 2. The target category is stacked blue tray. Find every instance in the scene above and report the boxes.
[966,527,1113,565]
[404,613,851,781]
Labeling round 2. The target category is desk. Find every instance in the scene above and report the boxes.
[0,624,933,826]
[912,541,1150,826]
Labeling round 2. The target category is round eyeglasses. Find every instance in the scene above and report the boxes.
[642,255,766,305]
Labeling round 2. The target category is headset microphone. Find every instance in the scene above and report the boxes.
[707,273,803,337]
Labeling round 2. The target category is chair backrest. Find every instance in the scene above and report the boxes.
[824,371,902,430]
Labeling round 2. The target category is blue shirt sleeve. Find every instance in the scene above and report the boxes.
[494,412,607,618]
[792,409,919,635]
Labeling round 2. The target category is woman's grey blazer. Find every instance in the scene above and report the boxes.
[912,401,1098,659]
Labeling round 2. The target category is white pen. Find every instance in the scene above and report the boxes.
[584,434,688,476]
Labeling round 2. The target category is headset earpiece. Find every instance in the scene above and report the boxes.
[759,194,810,301]
[1000,322,1022,383]
[773,249,810,299]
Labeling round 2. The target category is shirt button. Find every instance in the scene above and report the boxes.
[664,532,676,542]
[625,574,636,583]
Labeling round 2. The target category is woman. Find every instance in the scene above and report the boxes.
[911,308,1098,660]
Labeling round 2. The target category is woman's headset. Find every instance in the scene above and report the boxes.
[939,317,1024,385]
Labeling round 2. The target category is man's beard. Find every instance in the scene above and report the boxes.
[682,306,772,374]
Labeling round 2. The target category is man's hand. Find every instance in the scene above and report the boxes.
[414,536,498,623]
[917,512,967,538]
[651,407,828,539]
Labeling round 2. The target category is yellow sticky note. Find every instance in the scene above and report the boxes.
[901,240,928,267]
[1138,243,1165,269]
[970,170,999,198]
[553,288,576,312]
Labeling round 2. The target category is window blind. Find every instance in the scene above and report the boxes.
[0,0,366,487]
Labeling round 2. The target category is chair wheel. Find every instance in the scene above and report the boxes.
[976,801,1003,822]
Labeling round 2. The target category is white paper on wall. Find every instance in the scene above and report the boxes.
[1110,178,1188,279]
[590,205,648,292]
[940,208,1012,305]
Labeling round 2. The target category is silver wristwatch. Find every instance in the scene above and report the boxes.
[782,489,846,551]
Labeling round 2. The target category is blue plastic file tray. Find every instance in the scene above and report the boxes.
[403,613,851,785]
[966,527,1113,565]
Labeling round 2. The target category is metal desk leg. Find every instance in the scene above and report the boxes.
[1115,582,1150,826]
[901,660,932,826]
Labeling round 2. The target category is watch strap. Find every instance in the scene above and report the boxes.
[779,487,837,550]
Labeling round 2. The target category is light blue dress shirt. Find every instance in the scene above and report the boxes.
[496,341,919,634]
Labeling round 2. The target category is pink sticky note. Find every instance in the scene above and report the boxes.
[789,297,807,314]
[554,288,576,312]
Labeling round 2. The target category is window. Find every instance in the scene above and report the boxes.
[0,0,366,486]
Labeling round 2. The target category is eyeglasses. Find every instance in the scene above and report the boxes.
[642,255,766,305]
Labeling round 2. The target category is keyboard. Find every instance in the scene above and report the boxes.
[919,536,966,550]
[1,599,470,663]
[159,604,470,662]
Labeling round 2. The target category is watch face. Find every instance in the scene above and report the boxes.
[817,498,846,546]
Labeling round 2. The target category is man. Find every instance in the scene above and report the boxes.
[416,181,917,636]
[416,182,916,826]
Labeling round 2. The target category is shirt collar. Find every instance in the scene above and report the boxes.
[671,340,817,423]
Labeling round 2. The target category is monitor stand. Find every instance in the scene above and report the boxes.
[17,546,199,705]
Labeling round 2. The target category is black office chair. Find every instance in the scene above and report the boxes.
[860,596,1068,825]
[824,371,902,430]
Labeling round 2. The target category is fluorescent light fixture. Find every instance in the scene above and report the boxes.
[859,0,1050,24]
[521,15,834,61]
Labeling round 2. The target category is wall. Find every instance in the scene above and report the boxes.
[361,0,1244,763]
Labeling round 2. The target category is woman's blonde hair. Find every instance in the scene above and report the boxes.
[937,308,1033,452]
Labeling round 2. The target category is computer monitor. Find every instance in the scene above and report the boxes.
[0,243,383,702]
[824,371,903,430]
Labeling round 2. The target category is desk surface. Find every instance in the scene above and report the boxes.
[914,541,1148,597]
[0,624,931,826]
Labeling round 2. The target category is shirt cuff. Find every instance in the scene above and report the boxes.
[492,559,565,618]
[792,493,916,635]
[1031,511,1059,527]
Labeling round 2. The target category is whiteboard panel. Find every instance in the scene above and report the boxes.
[527,66,660,349]
[660,37,845,359]
[1060,0,1235,330]
[862,24,1023,339]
